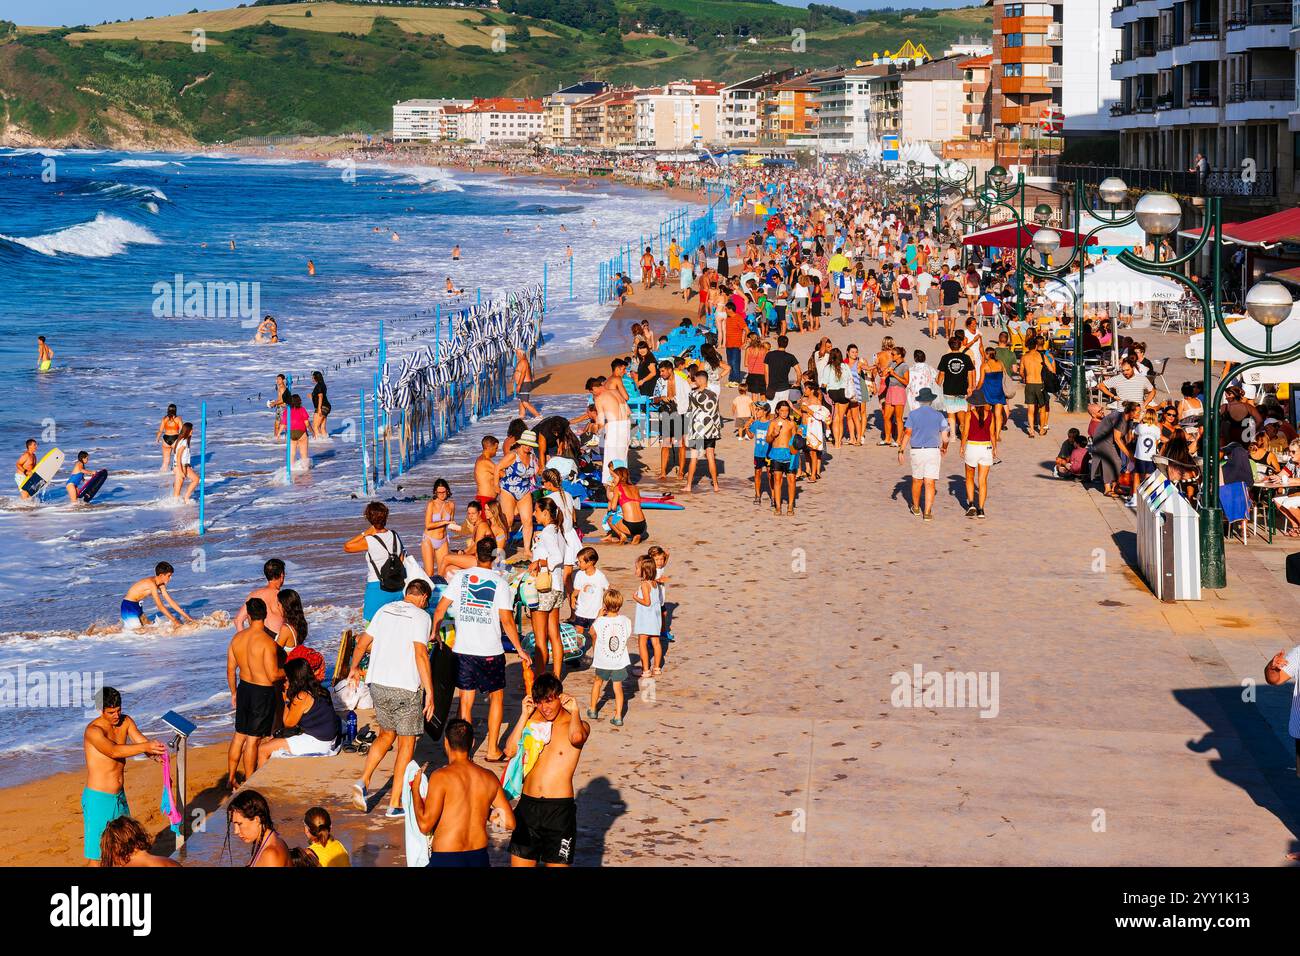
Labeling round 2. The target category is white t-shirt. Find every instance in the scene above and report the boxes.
[591,615,632,670]
[532,524,564,571]
[364,600,431,691]
[1283,646,1300,737]
[546,490,578,529]
[915,271,933,297]
[363,530,403,584]
[1135,423,1160,462]
[444,567,512,657]
[573,568,610,619]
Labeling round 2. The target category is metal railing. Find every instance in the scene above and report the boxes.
[1058,163,1276,199]
[1188,20,1220,40]
[1227,1,1290,26]
[1158,33,1175,50]
[1136,39,1157,56]
[1135,94,1156,112]
[1187,86,1219,106]
[1228,78,1294,101]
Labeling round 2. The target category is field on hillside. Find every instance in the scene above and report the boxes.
[50,3,556,47]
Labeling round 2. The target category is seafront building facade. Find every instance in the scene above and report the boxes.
[1104,0,1296,208]
[392,98,473,142]
[633,81,724,150]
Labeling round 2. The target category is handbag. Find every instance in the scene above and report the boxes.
[535,567,553,593]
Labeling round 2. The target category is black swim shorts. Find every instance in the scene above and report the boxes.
[235,681,276,737]
[509,795,577,865]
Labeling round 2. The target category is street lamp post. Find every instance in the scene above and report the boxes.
[1121,194,1300,588]
[906,158,974,244]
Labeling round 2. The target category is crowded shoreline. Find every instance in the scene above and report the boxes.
[8,150,1300,870]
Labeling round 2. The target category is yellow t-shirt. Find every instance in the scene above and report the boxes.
[309,838,351,868]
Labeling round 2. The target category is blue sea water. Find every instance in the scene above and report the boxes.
[0,148,694,777]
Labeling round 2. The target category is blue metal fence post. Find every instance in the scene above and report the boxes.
[477,288,482,308]
[543,261,548,314]
[569,255,574,301]
[198,402,206,535]
[360,388,369,496]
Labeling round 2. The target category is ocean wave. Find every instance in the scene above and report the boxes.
[0,211,161,258]
[107,159,182,168]
[0,147,65,157]
[73,180,169,203]
[353,162,464,193]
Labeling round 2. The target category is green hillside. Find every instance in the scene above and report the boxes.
[0,2,990,148]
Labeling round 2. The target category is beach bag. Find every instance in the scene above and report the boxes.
[369,532,406,593]
[535,567,554,593]
[1042,358,1060,394]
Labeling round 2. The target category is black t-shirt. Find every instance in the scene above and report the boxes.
[312,383,330,412]
[941,279,962,306]
[636,357,657,397]
[938,351,974,396]
[764,350,800,390]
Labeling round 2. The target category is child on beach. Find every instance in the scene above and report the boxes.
[570,547,608,645]
[648,545,671,642]
[121,562,194,630]
[588,589,632,726]
[633,555,664,676]
[732,385,753,440]
[1134,408,1161,479]
[304,806,350,867]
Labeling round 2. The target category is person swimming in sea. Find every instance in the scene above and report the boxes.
[445,277,465,296]
[452,244,461,261]
[255,315,278,345]
[36,335,53,372]
[156,404,182,471]
[15,438,37,500]
[307,259,316,276]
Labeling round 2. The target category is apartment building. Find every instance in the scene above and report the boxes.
[542,81,608,147]
[900,55,966,144]
[960,53,994,140]
[813,65,891,153]
[570,88,640,149]
[392,99,473,141]
[988,1,1063,167]
[456,98,545,145]
[764,75,821,145]
[721,69,800,146]
[1109,0,1295,205]
[633,81,724,150]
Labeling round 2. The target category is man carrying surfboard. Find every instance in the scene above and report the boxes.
[15,439,37,499]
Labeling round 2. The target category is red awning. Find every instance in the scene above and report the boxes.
[961,222,1078,248]
[1180,207,1300,248]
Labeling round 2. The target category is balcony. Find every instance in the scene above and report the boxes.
[1228,78,1294,102]
[1157,33,1174,51]
[1188,20,1220,41]
[1110,102,1132,116]
[1047,22,1063,44]
[1135,95,1156,112]
[1135,39,1157,57]
[1187,86,1220,107]
[1047,64,1063,86]
[1058,163,1276,199]
[1113,49,1127,64]
[1227,2,1290,27]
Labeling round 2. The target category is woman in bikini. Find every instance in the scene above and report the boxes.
[156,404,182,472]
[497,430,538,559]
[421,478,455,576]
[277,589,308,650]
[602,464,648,545]
[226,789,289,867]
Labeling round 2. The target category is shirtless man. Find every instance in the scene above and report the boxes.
[82,687,166,865]
[233,558,286,635]
[121,561,194,630]
[36,335,53,372]
[474,435,501,509]
[409,718,516,868]
[514,348,541,420]
[606,358,631,404]
[14,438,37,500]
[506,673,588,867]
[591,378,630,488]
[225,598,283,789]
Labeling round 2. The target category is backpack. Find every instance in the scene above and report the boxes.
[368,531,407,593]
[879,271,895,301]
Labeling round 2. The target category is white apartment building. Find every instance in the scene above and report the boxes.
[457,98,545,146]
[392,99,472,141]
[1062,0,1121,133]
[900,55,966,144]
[1109,0,1294,204]
[721,71,799,145]
[542,81,607,147]
[633,81,723,149]
[813,66,889,153]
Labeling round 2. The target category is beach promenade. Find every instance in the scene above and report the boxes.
[161,312,1300,867]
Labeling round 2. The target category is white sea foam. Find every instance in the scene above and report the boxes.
[0,212,161,258]
[106,158,183,168]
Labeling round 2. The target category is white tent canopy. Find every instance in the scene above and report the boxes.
[1185,305,1300,361]
[865,139,944,167]
[1043,257,1183,307]
[1243,361,1300,386]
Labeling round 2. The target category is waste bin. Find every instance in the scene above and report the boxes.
[1136,471,1201,601]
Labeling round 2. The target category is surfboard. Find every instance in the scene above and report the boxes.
[585,496,685,511]
[331,629,357,686]
[76,469,109,503]
[423,623,457,742]
[19,448,63,496]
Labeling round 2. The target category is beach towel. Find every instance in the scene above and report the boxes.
[501,721,552,801]
[160,748,183,833]
[401,760,431,867]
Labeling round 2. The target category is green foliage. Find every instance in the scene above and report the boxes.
[500,0,619,34]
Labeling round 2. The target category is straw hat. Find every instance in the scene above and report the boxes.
[519,430,539,448]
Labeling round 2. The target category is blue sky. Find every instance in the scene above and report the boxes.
[5,0,975,28]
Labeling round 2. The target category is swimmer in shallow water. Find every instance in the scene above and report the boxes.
[254,315,278,345]
[445,277,465,295]
[14,438,37,500]
[120,561,194,630]
[307,259,316,276]
[36,335,53,372]
[66,450,92,502]
[156,403,182,471]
